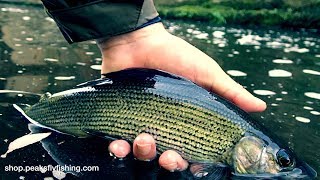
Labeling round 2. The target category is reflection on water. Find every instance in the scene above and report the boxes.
[303,69,320,76]
[226,70,247,77]
[295,116,311,123]
[268,69,292,77]
[253,90,276,96]
[272,59,294,64]
[0,2,320,179]
[305,92,320,100]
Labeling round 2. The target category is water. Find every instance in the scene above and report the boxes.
[0,3,319,179]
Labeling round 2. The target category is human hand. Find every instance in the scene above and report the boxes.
[97,22,267,171]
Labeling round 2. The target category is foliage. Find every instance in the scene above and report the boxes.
[157,1,320,28]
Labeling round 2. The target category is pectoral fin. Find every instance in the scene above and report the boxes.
[190,163,230,180]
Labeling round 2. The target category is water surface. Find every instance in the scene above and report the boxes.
[0,3,319,179]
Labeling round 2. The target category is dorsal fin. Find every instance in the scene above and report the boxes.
[101,68,189,82]
[76,78,113,88]
[39,92,52,102]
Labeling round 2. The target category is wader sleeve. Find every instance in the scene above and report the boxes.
[41,0,160,43]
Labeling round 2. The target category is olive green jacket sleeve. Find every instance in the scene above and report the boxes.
[41,0,159,43]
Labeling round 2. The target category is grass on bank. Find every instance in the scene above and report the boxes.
[158,4,320,28]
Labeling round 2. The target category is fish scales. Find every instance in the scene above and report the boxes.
[23,69,255,163]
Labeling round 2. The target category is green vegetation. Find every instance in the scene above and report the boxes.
[156,0,320,28]
[1,0,319,28]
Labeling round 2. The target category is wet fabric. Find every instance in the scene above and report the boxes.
[41,0,159,43]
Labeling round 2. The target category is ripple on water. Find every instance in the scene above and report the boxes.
[311,111,320,115]
[236,35,261,46]
[266,41,290,49]
[303,69,320,76]
[1,7,28,13]
[304,106,313,110]
[272,59,293,64]
[269,69,292,77]
[44,58,59,62]
[212,31,225,38]
[90,65,102,70]
[227,70,247,77]
[284,47,309,53]
[22,16,30,21]
[233,51,240,55]
[54,76,75,81]
[85,52,95,55]
[253,90,276,96]
[52,170,66,180]
[194,33,209,40]
[295,116,311,123]
[44,177,54,180]
[305,92,320,100]
[76,62,86,66]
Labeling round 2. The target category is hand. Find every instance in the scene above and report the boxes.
[108,133,189,171]
[97,22,266,171]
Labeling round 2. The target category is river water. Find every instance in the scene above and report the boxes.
[0,3,319,179]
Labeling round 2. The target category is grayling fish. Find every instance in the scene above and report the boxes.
[14,68,316,179]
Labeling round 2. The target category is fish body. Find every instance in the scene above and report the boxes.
[14,69,316,178]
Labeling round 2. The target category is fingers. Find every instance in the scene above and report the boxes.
[108,140,131,158]
[108,134,188,172]
[159,150,189,172]
[108,133,157,160]
[176,38,266,113]
[133,133,157,161]
[210,73,267,112]
[146,35,267,113]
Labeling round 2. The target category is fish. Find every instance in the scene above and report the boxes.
[14,68,316,178]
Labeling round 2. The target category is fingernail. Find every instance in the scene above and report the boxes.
[109,143,127,158]
[162,162,178,172]
[136,143,152,156]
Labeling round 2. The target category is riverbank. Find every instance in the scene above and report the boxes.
[1,0,319,29]
[156,0,320,29]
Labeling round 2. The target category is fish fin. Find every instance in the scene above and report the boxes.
[101,68,191,82]
[190,163,230,180]
[39,92,51,102]
[82,129,123,141]
[28,124,49,134]
[13,104,45,127]
[13,104,69,136]
[76,78,113,88]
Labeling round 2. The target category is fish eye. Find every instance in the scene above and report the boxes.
[276,149,293,168]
